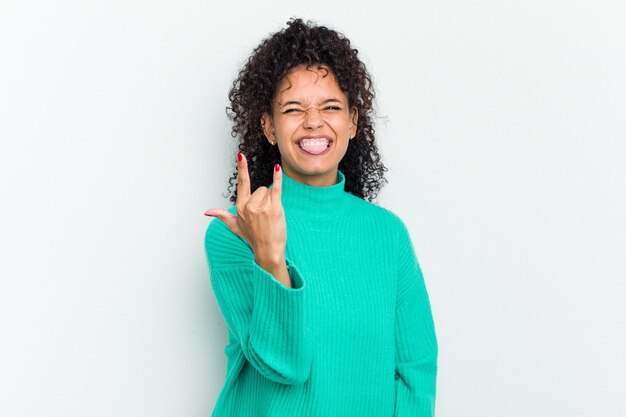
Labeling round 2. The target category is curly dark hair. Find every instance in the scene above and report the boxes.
[224,17,387,204]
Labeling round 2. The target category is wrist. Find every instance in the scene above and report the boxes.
[253,244,286,267]
[255,256,291,288]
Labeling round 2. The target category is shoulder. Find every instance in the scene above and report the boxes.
[345,193,408,234]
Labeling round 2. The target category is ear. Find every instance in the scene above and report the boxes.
[260,113,275,144]
[349,107,359,137]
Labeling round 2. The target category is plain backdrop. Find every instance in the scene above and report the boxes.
[1,1,625,416]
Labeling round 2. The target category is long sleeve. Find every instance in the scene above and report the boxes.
[204,207,312,385]
[394,220,438,416]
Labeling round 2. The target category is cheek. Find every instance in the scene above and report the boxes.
[274,118,298,134]
[330,117,353,133]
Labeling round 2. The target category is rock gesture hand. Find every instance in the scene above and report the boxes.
[204,153,291,287]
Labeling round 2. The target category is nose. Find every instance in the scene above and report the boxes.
[303,107,324,129]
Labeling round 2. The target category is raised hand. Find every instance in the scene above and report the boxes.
[204,153,291,287]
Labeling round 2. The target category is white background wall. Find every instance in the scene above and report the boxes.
[1,1,625,416]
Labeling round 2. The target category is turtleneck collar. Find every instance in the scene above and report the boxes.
[269,169,351,216]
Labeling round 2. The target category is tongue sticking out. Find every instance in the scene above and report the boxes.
[299,139,329,155]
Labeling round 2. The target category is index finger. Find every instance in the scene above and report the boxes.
[237,152,251,202]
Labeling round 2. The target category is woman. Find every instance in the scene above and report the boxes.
[204,18,438,416]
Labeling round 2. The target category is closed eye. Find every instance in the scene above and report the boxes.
[283,108,303,114]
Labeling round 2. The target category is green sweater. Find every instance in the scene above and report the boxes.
[204,169,438,416]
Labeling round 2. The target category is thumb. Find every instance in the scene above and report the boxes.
[204,208,241,236]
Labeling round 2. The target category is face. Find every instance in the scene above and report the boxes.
[261,65,358,187]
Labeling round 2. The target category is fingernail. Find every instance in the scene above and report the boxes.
[274,164,280,172]
[237,152,242,162]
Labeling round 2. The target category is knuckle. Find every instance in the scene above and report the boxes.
[272,208,284,219]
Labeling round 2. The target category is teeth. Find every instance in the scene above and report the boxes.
[300,139,330,147]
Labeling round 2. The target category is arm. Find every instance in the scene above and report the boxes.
[394,220,438,416]
[205,210,312,385]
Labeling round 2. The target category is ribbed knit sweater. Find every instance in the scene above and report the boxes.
[204,169,438,416]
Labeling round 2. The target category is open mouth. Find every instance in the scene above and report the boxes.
[297,138,332,155]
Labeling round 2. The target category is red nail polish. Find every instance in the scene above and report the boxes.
[237,152,242,162]
[275,164,280,172]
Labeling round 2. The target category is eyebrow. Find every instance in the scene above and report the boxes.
[278,98,343,107]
